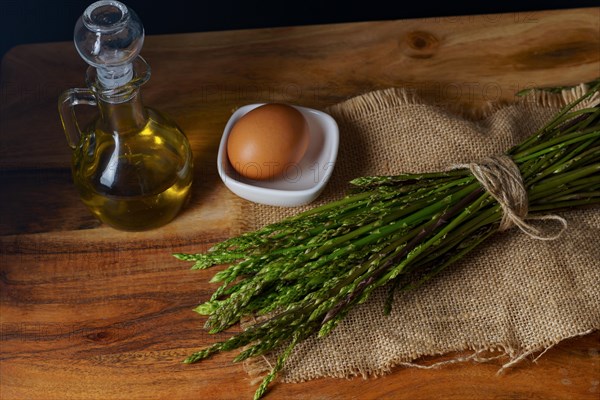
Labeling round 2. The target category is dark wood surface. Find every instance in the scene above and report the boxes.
[1,8,599,400]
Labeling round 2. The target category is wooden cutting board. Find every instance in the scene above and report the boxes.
[1,7,599,400]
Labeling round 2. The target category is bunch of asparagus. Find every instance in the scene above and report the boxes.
[176,81,599,399]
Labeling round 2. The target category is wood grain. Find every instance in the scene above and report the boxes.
[1,7,599,400]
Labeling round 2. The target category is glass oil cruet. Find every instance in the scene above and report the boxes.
[59,0,193,231]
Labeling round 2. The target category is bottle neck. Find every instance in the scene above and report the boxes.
[97,89,147,134]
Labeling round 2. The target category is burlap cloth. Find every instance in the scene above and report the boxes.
[240,85,600,383]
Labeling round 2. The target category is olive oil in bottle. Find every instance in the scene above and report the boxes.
[73,108,193,231]
[59,1,193,231]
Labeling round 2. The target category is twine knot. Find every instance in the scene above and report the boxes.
[454,155,567,240]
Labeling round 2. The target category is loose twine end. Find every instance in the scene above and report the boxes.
[453,155,567,241]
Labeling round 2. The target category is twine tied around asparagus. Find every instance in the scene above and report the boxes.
[454,155,567,240]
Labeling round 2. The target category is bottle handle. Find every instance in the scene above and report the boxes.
[58,88,97,149]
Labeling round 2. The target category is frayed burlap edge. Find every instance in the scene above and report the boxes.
[240,82,599,385]
[326,83,599,123]
[241,328,597,386]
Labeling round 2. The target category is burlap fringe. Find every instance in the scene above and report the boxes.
[241,81,599,387]
[388,328,598,380]
[527,83,600,109]
[327,82,599,124]
[240,315,278,386]
[244,352,275,386]
[243,328,597,385]
[327,87,421,122]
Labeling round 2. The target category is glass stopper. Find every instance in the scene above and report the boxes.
[74,1,144,89]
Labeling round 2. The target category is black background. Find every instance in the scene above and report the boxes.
[0,0,598,61]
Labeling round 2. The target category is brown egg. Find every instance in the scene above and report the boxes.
[227,104,310,180]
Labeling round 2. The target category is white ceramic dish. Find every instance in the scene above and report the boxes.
[217,104,339,207]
